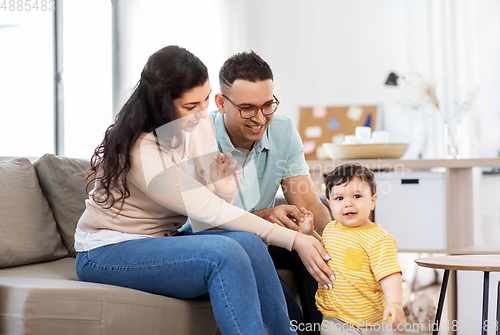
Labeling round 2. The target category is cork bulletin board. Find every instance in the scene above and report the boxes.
[298,105,378,160]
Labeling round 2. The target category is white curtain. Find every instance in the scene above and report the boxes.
[421,0,500,159]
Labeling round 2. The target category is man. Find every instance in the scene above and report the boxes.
[212,51,331,334]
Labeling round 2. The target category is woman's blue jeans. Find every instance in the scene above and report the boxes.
[75,230,296,335]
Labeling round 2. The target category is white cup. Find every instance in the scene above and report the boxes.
[355,126,372,143]
[343,135,360,145]
[372,130,390,143]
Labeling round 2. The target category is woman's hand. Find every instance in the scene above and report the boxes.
[292,233,335,289]
[210,152,241,195]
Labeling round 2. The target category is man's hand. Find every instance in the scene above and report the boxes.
[253,205,305,232]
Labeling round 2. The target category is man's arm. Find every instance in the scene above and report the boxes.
[281,175,331,236]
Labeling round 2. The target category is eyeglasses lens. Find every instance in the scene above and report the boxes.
[240,102,278,118]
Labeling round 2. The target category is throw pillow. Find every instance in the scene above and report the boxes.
[34,154,91,257]
[0,158,68,268]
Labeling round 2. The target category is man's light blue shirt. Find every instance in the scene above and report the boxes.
[210,110,310,212]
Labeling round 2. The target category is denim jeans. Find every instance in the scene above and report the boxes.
[76,230,296,335]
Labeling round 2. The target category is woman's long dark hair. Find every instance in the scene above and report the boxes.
[88,45,208,209]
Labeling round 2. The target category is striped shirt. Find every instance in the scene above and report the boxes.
[316,220,401,327]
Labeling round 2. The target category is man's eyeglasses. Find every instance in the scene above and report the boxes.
[222,94,280,119]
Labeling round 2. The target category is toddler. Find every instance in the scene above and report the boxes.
[315,163,405,335]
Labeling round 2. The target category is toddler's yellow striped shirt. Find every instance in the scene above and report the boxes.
[316,220,401,327]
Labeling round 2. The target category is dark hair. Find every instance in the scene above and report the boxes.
[219,50,273,94]
[88,45,208,209]
[325,163,376,200]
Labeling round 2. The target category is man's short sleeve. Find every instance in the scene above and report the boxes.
[282,122,309,179]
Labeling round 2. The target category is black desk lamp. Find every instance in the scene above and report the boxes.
[385,72,399,86]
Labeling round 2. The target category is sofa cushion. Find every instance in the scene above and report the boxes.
[0,158,68,268]
[34,154,90,257]
[0,258,218,335]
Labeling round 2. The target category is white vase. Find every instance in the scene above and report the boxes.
[444,123,460,159]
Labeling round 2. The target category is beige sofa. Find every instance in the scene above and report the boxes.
[0,154,299,335]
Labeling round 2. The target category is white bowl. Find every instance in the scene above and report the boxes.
[322,143,410,160]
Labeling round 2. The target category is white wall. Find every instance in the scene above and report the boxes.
[457,271,500,335]
[63,0,113,159]
[476,0,500,158]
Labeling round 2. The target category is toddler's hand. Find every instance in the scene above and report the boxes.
[383,302,406,331]
[298,208,314,235]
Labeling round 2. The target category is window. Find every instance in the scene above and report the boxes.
[0,1,112,159]
[0,9,54,157]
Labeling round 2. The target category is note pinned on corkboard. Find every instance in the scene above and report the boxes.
[298,105,378,160]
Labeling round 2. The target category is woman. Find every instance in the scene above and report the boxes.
[75,45,334,335]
